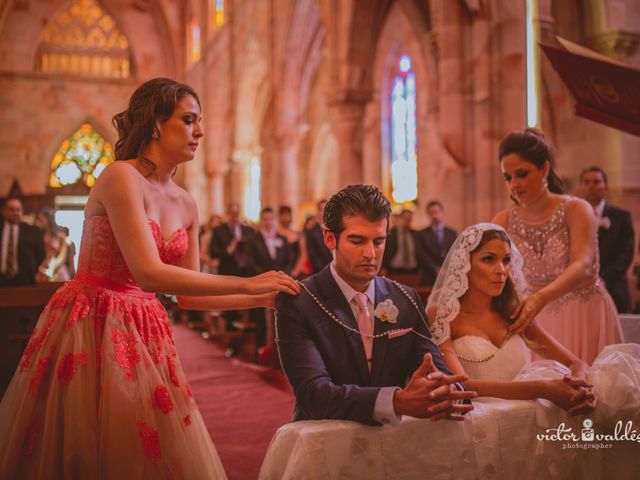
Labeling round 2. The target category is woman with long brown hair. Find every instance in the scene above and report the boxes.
[0,78,299,479]
[492,129,623,363]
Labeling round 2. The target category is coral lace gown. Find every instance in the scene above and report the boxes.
[0,216,228,479]
[507,197,624,364]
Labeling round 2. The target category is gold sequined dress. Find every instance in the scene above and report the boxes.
[507,197,624,363]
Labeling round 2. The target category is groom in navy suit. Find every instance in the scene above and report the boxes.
[276,185,474,426]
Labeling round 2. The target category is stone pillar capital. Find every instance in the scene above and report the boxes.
[232,147,262,165]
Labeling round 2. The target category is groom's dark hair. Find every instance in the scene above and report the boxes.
[323,185,391,239]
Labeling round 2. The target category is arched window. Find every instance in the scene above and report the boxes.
[188,17,202,64]
[389,54,418,204]
[49,123,114,188]
[210,0,224,28]
[244,156,261,222]
[37,0,131,78]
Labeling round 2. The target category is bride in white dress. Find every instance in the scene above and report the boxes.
[426,223,640,479]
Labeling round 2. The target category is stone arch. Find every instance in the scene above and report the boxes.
[271,0,325,209]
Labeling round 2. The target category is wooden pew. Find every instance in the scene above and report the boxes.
[0,282,63,395]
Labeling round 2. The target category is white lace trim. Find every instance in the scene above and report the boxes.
[426,223,528,344]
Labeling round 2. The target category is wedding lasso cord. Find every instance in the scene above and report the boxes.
[295,278,438,347]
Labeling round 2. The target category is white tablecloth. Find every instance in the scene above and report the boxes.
[259,399,639,480]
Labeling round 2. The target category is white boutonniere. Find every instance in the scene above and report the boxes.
[374,299,399,324]
[598,216,611,230]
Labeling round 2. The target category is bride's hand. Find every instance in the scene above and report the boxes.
[543,379,596,414]
[567,362,590,384]
[246,271,301,296]
[563,370,597,416]
[542,379,583,410]
[567,385,597,416]
[509,293,545,333]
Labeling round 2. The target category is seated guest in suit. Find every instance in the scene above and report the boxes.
[304,199,332,274]
[0,197,46,286]
[580,166,635,313]
[210,202,256,342]
[246,207,292,359]
[276,185,475,426]
[382,209,420,277]
[417,200,457,286]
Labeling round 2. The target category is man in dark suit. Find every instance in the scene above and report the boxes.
[580,167,635,313]
[382,209,420,276]
[209,202,255,276]
[209,202,256,341]
[246,207,292,358]
[304,199,332,274]
[0,197,46,286]
[276,185,474,426]
[417,200,458,286]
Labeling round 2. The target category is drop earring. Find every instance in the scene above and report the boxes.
[152,131,159,139]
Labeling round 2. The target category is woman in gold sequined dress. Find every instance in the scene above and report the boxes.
[492,129,623,363]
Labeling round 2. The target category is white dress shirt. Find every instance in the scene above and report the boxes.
[594,199,605,218]
[329,263,401,425]
[1,221,19,275]
[260,228,278,260]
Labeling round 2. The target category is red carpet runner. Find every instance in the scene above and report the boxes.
[172,324,294,480]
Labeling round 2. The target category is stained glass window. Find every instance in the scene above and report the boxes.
[188,18,202,64]
[215,0,224,27]
[37,0,131,78]
[49,123,114,188]
[390,54,418,204]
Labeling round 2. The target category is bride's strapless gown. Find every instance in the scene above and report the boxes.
[0,216,228,479]
[508,198,624,364]
[454,335,640,479]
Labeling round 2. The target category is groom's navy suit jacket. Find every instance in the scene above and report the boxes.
[275,265,452,426]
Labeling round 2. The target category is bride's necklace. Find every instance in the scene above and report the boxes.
[456,330,513,363]
[297,278,435,343]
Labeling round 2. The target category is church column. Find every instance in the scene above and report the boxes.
[231,147,262,222]
[275,128,302,209]
[328,91,371,188]
[206,167,227,215]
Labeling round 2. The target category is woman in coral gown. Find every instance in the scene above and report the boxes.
[492,128,623,363]
[0,78,299,479]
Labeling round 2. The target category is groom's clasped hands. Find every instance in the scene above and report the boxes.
[393,354,477,421]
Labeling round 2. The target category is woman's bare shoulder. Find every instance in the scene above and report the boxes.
[492,209,510,227]
[96,160,140,186]
[564,195,591,213]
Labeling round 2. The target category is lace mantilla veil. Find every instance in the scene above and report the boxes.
[425,223,528,344]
